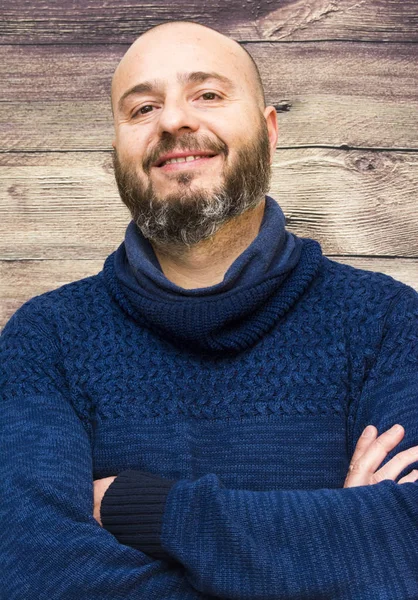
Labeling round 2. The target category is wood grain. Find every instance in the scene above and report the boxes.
[1,43,417,150]
[1,255,417,330]
[0,152,129,259]
[2,0,418,331]
[1,149,417,259]
[1,0,418,44]
[271,149,418,257]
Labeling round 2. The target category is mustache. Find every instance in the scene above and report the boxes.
[143,133,229,173]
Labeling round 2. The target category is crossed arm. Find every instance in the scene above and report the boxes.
[93,422,418,524]
[2,287,418,599]
[90,422,418,599]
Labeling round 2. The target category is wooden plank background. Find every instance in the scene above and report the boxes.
[1,0,417,328]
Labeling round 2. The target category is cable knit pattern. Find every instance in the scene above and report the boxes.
[1,196,418,599]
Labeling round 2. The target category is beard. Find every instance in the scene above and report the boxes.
[112,116,272,252]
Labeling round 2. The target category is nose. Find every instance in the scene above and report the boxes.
[157,98,199,136]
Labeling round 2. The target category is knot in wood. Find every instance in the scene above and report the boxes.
[353,155,379,173]
[353,156,377,172]
[275,100,292,112]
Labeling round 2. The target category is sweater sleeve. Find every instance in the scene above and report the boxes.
[0,301,213,600]
[102,286,418,600]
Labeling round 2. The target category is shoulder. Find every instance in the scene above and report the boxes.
[2,269,110,339]
[304,255,418,341]
[319,256,417,304]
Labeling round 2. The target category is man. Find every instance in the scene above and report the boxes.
[1,20,418,600]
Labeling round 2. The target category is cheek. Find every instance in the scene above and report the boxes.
[213,119,254,152]
[116,127,150,161]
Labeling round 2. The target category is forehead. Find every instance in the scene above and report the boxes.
[112,29,252,104]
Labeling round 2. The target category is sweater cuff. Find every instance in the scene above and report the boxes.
[100,469,177,561]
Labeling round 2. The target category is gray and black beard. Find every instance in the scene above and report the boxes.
[112,117,272,252]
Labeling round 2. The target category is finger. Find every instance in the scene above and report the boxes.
[372,446,418,483]
[355,424,405,473]
[350,425,378,465]
[398,470,418,484]
[345,428,377,488]
[345,424,404,487]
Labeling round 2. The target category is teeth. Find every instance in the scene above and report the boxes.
[161,155,210,166]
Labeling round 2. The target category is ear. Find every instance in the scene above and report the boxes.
[263,106,279,164]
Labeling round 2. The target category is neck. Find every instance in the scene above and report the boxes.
[151,199,266,289]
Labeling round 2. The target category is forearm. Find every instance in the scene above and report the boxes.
[0,394,212,600]
[165,366,418,600]
[102,409,418,600]
[102,465,418,600]
[161,474,418,600]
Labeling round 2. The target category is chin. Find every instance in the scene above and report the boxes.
[158,179,218,198]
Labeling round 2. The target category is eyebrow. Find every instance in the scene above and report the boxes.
[117,71,236,113]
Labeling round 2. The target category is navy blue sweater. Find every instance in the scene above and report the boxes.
[1,196,418,599]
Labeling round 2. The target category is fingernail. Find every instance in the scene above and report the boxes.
[362,425,374,438]
[392,424,404,433]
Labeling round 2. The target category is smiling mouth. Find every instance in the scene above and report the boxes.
[154,154,219,172]
[154,153,217,167]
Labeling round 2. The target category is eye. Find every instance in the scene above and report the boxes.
[200,92,221,101]
[131,105,154,118]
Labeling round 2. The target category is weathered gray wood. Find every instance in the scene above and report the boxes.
[1,256,417,330]
[1,43,417,150]
[1,0,418,44]
[1,149,417,259]
[270,148,418,257]
[2,0,418,332]
[0,152,129,259]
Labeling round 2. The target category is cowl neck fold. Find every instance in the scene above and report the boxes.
[103,196,323,354]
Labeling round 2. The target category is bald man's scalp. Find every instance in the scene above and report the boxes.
[138,21,266,108]
[111,20,266,116]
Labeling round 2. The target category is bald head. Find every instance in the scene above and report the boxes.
[111,21,266,116]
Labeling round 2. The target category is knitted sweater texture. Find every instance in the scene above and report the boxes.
[1,197,418,600]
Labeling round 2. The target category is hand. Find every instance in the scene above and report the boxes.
[93,476,117,526]
[344,424,418,488]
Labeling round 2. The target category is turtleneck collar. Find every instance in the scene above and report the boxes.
[103,196,323,354]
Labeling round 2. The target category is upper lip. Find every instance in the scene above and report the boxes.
[153,151,217,167]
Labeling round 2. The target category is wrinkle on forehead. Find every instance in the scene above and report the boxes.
[111,21,264,114]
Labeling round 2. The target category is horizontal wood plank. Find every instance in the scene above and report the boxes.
[1,149,417,259]
[1,0,418,44]
[1,43,417,150]
[270,148,418,257]
[1,256,417,330]
[0,152,129,259]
